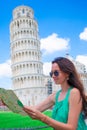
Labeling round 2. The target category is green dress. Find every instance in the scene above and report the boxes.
[52,87,87,130]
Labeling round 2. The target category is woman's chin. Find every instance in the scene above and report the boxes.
[54,80,59,84]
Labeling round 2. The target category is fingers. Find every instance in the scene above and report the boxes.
[0,99,6,106]
[23,106,36,113]
[23,106,36,117]
[23,106,44,121]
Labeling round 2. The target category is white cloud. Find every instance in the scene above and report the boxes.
[40,33,70,54]
[79,27,87,41]
[43,62,51,76]
[76,55,87,70]
[0,60,11,78]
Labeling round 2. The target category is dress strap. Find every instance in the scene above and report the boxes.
[55,87,73,103]
[65,87,73,100]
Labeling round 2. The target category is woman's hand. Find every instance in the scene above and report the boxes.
[0,98,6,106]
[23,106,46,121]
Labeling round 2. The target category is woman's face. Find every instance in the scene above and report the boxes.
[51,63,68,85]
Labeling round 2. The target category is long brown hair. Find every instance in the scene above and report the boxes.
[52,57,87,118]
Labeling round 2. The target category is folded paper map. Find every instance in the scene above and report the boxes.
[0,88,28,116]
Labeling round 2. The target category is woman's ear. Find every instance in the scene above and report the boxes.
[66,74,69,81]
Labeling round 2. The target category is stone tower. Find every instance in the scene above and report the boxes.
[10,5,46,105]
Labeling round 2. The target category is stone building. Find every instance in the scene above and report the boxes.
[10,5,47,105]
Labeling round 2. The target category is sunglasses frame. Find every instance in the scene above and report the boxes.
[50,70,59,77]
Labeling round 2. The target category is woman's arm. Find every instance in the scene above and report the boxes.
[67,88,82,129]
[28,92,55,112]
[24,88,82,130]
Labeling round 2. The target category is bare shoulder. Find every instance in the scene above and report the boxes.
[69,88,82,114]
[70,88,80,96]
[69,88,81,103]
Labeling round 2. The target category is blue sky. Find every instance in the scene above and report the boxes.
[0,0,87,89]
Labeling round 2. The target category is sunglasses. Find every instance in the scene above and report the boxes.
[50,70,59,77]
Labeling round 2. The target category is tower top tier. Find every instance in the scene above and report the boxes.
[13,5,34,20]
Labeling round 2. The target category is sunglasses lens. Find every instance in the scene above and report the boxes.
[50,71,59,77]
[54,71,59,76]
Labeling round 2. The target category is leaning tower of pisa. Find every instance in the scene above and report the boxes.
[10,5,47,105]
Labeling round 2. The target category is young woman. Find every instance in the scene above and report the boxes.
[24,57,87,130]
